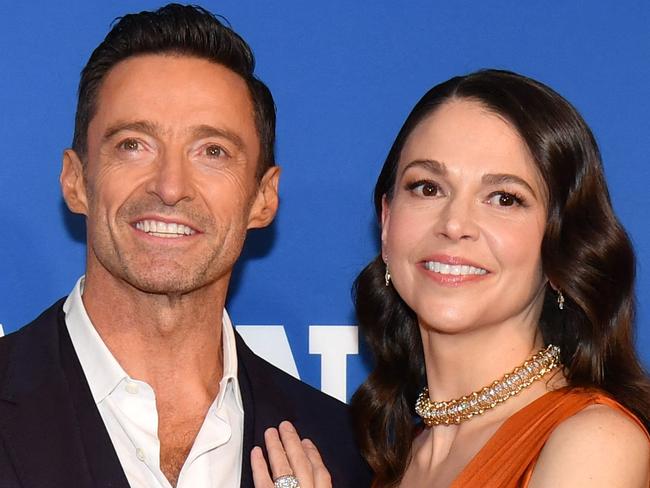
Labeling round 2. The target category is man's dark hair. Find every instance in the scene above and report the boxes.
[72,3,276,178]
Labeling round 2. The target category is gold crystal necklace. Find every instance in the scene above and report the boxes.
[415,344,561,427]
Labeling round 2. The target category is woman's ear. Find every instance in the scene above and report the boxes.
[380,194,390,256]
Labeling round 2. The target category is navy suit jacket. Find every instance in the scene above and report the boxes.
[0,300,371,487]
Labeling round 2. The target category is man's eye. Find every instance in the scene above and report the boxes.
[205,145,226,157]
[118,139,140,151]
[407,180,441,197]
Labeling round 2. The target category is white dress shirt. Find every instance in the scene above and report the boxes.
[63,277,244,488]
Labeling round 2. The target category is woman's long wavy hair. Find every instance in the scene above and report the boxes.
[350,69,650,487]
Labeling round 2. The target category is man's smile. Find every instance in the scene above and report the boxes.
[134,219,198,238]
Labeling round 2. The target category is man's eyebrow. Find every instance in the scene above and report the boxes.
[102,121,246,152]
[482,173,538,198]
[102,120,161,141]
[400,159,447,177]
[190,124,245,151]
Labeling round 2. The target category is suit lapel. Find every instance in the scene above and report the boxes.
[236,332,298,488]
[0,300,129,488]
[238,342,256,488]
[0,301,96,487]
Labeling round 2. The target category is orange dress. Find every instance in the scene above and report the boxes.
[449,387,649,487]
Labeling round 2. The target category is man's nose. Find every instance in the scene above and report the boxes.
[434,196,479,241]
[147,153,195,206]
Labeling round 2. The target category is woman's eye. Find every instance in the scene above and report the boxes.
[408,180,441,197]
[487,192,523,207]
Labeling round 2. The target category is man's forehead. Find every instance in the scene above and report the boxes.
[89,54,257,139]
[97,53,251,103]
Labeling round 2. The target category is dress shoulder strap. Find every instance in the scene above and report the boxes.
[451,387,648,487]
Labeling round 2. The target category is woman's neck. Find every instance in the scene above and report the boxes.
[419,316,544,403]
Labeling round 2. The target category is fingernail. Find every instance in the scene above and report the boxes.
[280,420,295,432]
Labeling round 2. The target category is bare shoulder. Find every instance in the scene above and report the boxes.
[528,403,650,488]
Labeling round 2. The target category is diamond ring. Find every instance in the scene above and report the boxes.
[273,474,300,488]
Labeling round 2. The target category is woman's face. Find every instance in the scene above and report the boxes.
[382,99,548,334]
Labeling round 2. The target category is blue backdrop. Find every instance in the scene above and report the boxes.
[1,1,649,402]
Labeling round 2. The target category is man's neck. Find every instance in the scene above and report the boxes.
[81,269,227,397]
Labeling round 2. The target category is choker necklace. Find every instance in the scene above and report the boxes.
[415,344,561,427]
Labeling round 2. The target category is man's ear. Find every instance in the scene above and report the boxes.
[247,166,280,229]
[380,194,390,255]
[60,149,89,216]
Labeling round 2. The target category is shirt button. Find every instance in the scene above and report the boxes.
[125,381,139,394]
[136,448,145,462]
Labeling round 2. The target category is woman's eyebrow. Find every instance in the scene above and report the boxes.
[482,173,538,198]
[400,159,447,177]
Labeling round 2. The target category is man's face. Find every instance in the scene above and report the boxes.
[61,54,278,296]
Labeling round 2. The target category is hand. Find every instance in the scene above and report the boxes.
[251,420,332,488]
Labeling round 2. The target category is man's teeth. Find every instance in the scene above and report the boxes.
[424,261,487,276]
[135,220,196,237]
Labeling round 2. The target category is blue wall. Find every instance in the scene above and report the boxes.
[1,1,648,401]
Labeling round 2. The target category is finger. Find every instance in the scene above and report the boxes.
[251,446,275,488]
[264,427,293,480]
[302,438,332,488]
[278,421,313,487]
